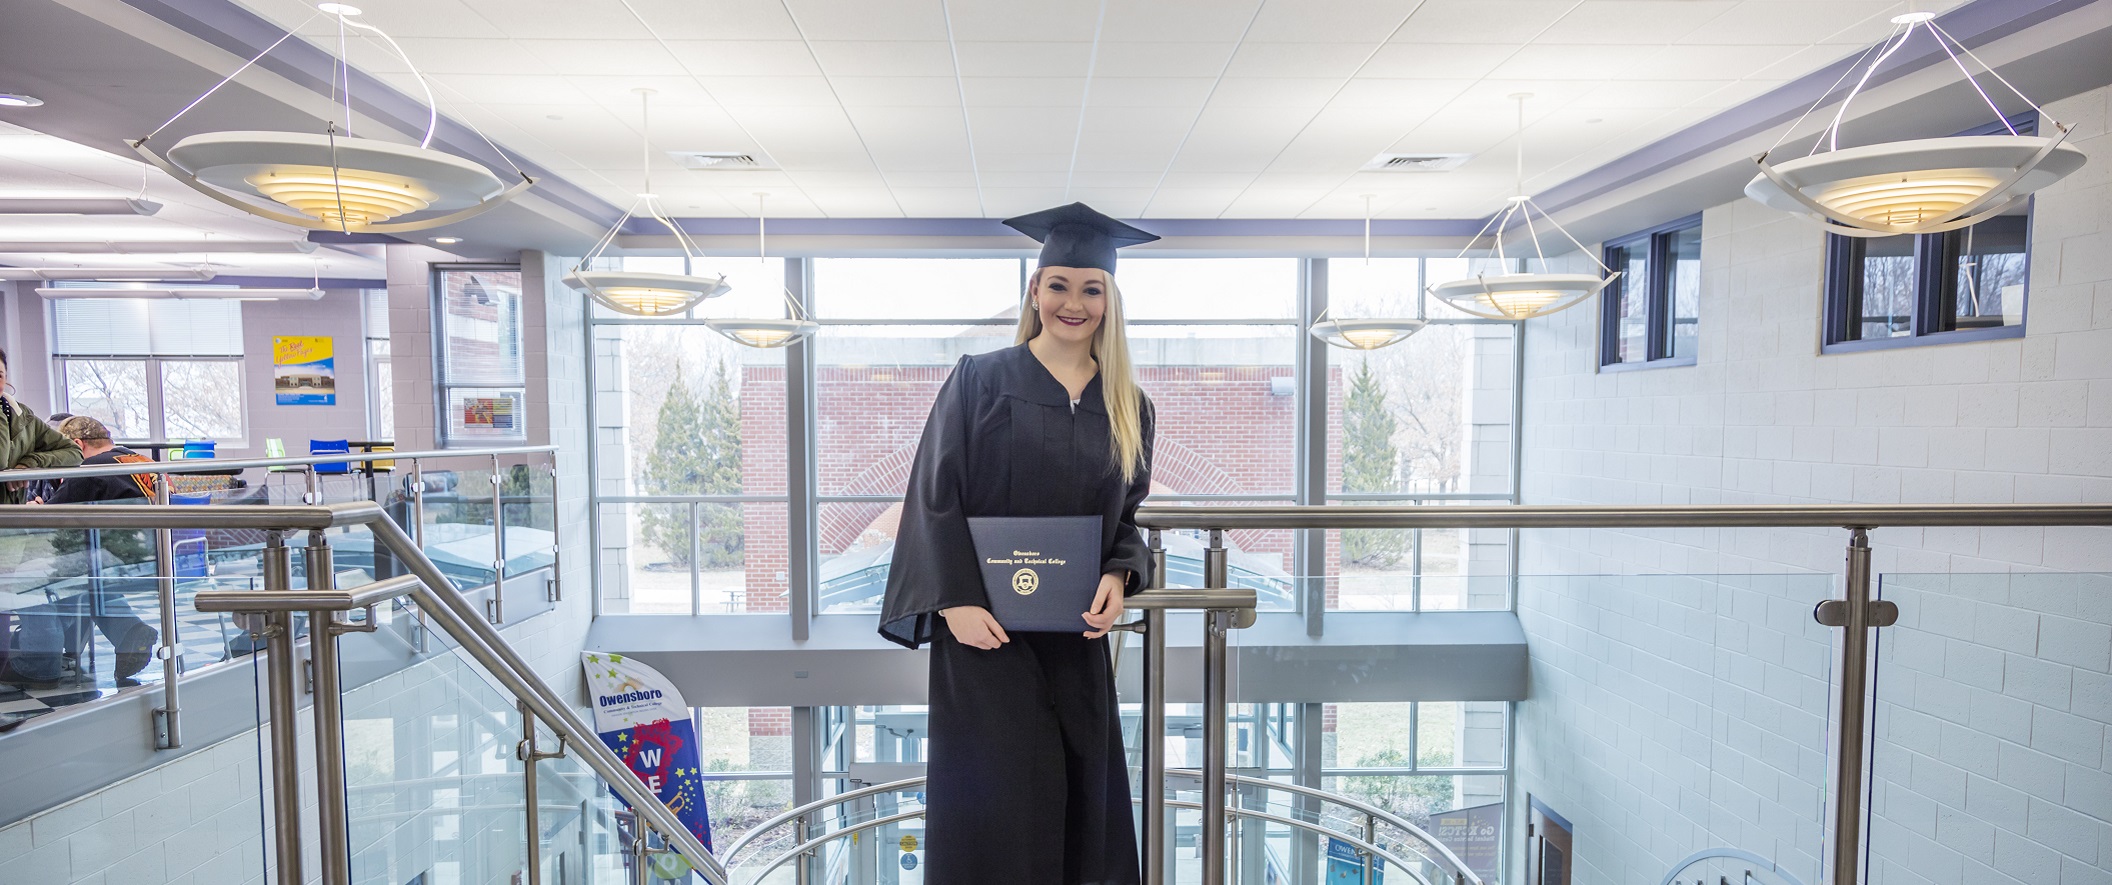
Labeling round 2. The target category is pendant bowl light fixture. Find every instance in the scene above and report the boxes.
[1745,11,2085,237]
[1428,95,1617,321]
[129,3,532,234]
[704,192,819,349]
[563,89,731,317]
[1309,194,1426,350]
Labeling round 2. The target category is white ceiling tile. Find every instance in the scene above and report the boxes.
[1536,1,1738,44]
[1570,80,1738,109]
[945,0,1103,42]
[961,78,1089,108]
[1219,189,1324,218]
[1487,45,1657,81]
[1613,44,1810,81]
[1329,79,1476,112]
[1085,78,1219,108]
[1360,44,1514,80]
[1389,1,1578,44]
[1068,172,1165,189]
[966,109,1066,154]
[807,42,958,77]
[1070,149,1181,173]
[973,153,1076,173]
[426,74,597,105]
[698,76,843,107]
[891,188,986,215]
[982,187,1073,216]
[953,42,1095,78]
[1246,0,1419,43]
[979,172,1070,188]
[457,0,654,39]
[324,0,507,39]
[516,40,689,76]
[881,172,981,188]
[623,0,806,40]
[380,39,528,75]
[1099,0,1263,43]
[566,76,726,109]
[830,77,965,107]
[1207,78,1342,108]
[1223,43,1378,79]
[1092,43,1240,79]
[1156,172,1257,190]
[780,0,951,41]
[1679,2,1900,45]
[661,41,825,77]
[808,189,906,217]
[1139,189,1242,218]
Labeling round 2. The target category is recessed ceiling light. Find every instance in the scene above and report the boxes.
[432,236,463,244]
[1585,118,1604,124]
[547,114,564,120]
[0,93,44,108]
[317,3,362,15]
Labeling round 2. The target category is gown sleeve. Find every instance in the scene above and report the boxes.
[1104,396,1155,596]
[878,356,989,649]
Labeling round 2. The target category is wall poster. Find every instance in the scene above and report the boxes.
[273,336,336,405]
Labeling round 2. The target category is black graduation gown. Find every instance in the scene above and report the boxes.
[879,342,1155,885]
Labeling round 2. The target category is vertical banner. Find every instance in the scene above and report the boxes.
[582,652,713,852]
[1326,836,1383,884]
[273,335,337,405]
[1433,802,1503,882]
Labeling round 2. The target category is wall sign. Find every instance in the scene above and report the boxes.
[273,335,336,405]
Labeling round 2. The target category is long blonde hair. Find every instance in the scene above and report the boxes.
[1016,268,1146,482]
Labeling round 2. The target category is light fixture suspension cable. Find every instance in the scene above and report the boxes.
[337,11,352,136]
[1362,194,1373,265]
[756,192,768,263]
[639,89,653,197]
[1513,95,1525,197]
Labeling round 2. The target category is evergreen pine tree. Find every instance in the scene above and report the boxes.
[1342,359,1410,567]
[640,361,745,568]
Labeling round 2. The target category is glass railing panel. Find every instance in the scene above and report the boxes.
[531,718,635,884]
[0,563,255,726]
[417,465,501,590]
[1514,573,1838,885]
[1325,500,1516,612]
[1867,572,2109,885]
[504,460,559,580]
[601,501,788,615]
[339,610,529,884]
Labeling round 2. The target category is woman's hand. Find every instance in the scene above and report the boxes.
[1083,572,1127,639]
[940,606,1009,650]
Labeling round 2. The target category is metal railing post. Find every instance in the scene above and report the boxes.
[1202,607,1231,884]
[1828,527,1878,885]
[260,533,305,885]
[306,531,352,885]
[518,698,569,885]
[410,458,429,653]
[794,816,813,885]
[1362,814,1377,884]
[1143,530,1168,885]
[151,478,182,749]
[489,454,506,624]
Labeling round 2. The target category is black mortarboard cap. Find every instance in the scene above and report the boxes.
[1001,202,1159,273]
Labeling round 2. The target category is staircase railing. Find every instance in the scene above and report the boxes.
[0,501,720,885]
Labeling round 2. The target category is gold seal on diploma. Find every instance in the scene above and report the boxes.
[1011,568,1039,596]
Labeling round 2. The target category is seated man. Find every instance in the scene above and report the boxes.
[0,417,161,689]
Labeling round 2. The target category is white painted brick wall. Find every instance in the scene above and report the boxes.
[1512,85,2112,885]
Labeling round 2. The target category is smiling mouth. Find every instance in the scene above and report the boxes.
[1055,316,1088,326]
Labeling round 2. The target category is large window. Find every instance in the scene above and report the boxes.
[587,256,1525,624]
[364,289,394,440]
[50,297,247,443]
[433,266,526,446]
[592,259,790,615]
[1600,214,1702,369]
[1325,258,1518,612]
[1821,118,2035,353]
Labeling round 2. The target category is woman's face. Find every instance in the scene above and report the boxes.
[1034,265,1110,346]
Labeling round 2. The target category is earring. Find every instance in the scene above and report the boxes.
[1031,300,1040,310]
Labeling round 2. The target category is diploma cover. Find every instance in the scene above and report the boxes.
[967,516,1102,632]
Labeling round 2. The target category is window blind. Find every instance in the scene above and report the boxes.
[436,269,524,385]
[364,288,390,338]
[51,298,243,356]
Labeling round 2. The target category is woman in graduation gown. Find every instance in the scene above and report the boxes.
[879,203,1158,885]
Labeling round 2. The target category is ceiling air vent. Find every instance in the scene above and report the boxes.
[1363,153,1471,172]
[669,151,774,170]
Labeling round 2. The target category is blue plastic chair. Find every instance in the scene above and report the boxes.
[309,439,351,475]
[180,440,215,459]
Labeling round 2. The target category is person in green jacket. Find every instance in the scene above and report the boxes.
[0,347,84,504]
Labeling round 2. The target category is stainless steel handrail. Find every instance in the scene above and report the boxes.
[725,770,1478,885]
[0,502,722,885]
[0,443,557,483]
[733,796,1434,885]
[1135,502,2112,529]
[1173,769,1479,885]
